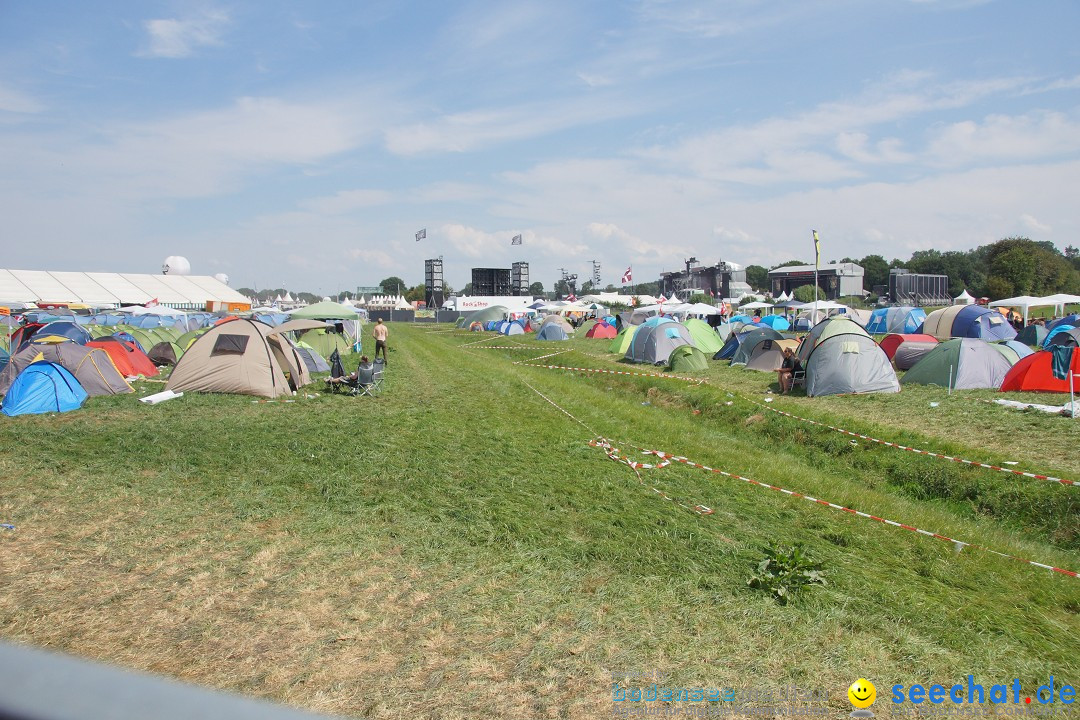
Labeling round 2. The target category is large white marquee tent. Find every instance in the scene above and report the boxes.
[0,269,249,310]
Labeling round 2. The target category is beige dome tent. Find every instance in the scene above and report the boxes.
[166,318,311,399]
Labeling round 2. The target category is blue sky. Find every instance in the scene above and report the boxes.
[2,1,1079,295]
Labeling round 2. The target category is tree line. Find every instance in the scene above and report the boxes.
[744,237,1080,300]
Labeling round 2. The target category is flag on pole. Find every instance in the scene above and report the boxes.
[146,298,159,308]
[416,228,426,242]
[511,234,522,245]
[621,266,632,284]
[813,230,821,270]
[567,293,577,302]
[658,294,667,303]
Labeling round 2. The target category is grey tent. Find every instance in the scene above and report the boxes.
[801,317,899,397]
[892,341,938,370]
[294,346,331,373]
[535,324,568,341]
[626,320,693,365]
[730,327,785,366]
[901,338,1012,390]
[0,343,132,397]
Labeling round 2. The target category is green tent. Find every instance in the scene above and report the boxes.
[177,328,211,349]
[288,301,364,321]
[608,325,639,354]
[682,318,724,355]
[300,328,353,357]
[900,338,1011,390]
[668,344,709,372]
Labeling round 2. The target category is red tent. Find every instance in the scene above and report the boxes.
[87,337,159,377]
[879,333,938,360]
[586,322,617,339]
[1000,348,1080,393]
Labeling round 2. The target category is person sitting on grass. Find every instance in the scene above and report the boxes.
[777,347,803,395]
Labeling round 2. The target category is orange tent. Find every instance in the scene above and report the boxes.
[87,337,159,377]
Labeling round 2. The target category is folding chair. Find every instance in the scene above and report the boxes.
[370,358,385,395]
[790,369,806,391]
[353,362,377,397]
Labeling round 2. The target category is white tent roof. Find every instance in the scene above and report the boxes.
[1039,293,1080,305]
[954,289,974,300]
[988,295,1046,308]
[740,301,773,310]
[0,268,249,308]
[675,302,723,316]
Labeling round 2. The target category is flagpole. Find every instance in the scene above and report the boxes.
[813,230,820,323]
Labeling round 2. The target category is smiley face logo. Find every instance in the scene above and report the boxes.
[848,678,877,709]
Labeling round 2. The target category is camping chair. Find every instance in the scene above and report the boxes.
[326,361,377,396]
[790,369,806,391]
[370,358,385,395]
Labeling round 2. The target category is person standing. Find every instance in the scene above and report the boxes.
[372,318,389,363]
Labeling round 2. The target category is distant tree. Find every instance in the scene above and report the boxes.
[770,260,808,270]
[603,283,617,292]
[379,276,406,294]
[461,282,474,296]
[793,284,819,303]
[528,281,545,296]
[858,254,890,291]
[405,284,426,303]
[297,292,319,304]
[580,281,595,295]
[688,293,710,304]
[744,264,769,291]
[553,279,570,297]
[442,282,454,296]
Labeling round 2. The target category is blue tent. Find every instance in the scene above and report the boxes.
[1048,314,1080,331]
[1,361,88,417]
[728,314,752,324]
[536,324,568,341]
[1044,324,1077,348]
[112,331,146,352]
[501,322,524,335]
[866,306,927,335]
[38,321,91,345]
[757,315,791,331]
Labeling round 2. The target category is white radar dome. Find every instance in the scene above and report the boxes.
[214,273,230,285]
[162,256,191,275]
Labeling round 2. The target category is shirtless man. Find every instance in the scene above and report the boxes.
[372,319,389,363]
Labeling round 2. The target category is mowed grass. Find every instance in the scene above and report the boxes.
[0,323,1078,719]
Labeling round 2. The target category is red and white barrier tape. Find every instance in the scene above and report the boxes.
[619,444,1077,579]
[590,438,714,516]
[748,399,1076,488]
[519,378,714,516]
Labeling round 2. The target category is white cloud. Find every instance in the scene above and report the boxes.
[299,189,394,215]
[1020,213,1051,233]
[140,9,230,59]
[925,111,1080,167]
[384,95,640,155]
[0,83,44,114]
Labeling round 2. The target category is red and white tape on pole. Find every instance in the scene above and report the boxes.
[748,399,1076,488]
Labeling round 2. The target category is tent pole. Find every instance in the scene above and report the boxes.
[947,365,953,396]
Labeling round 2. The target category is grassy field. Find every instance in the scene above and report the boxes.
[1,323,1078,719]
